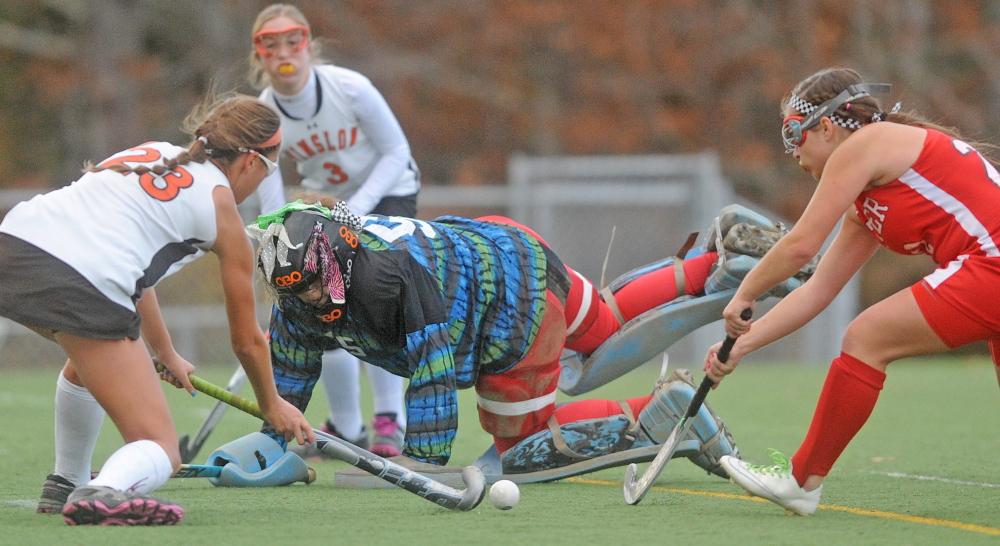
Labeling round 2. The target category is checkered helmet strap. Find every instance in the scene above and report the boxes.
[790,82,892,132]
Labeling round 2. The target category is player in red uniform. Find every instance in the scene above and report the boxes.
[703,67,1000,515]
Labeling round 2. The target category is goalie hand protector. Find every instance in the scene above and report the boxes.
[205,432,311,487]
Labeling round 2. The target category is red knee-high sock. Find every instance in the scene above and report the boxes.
[791,353,885,486]
[563,252,718,355]
[494,396,653,454]
[553,396,653,424]
[615,252,717,321]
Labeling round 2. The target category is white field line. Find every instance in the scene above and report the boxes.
[2,500,38,508]
[871,471,1000,488]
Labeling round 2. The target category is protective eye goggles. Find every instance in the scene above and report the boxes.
[781,82,892,153]
[239,147,279,176]
[253,25,309,57]
[781,115,807,152]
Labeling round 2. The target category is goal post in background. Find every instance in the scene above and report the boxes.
[501,152,855,367]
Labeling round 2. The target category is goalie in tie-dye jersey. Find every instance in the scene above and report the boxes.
[246,195,770,472]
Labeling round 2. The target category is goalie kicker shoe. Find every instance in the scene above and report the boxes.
[61,485,184,526]
[36,474,75,514]
[720,449,822,516]
[635,368,739,477]
[499,369,738,476]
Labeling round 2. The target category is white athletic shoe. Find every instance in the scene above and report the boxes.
[720,450,822,516]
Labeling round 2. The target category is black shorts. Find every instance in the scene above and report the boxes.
[370,193,418,217]
[0,233,142,340]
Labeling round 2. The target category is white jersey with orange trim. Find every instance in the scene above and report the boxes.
[257,65,419,215]
[0,141,228,311]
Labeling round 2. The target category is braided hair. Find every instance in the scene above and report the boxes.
[84,92,280,177]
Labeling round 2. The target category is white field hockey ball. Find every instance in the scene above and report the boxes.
[489,479,520,510]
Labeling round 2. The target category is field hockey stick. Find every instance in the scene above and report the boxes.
[622,308,752,505]
[173,463,317,484]
[179,364,248,463]
[171,368,485,511]
[173,464,227,479]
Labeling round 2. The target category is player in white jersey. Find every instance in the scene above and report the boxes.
[0,93,314,526]
[247,4,413,457]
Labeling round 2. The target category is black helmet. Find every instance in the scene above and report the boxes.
[267,210,325,295]
[248,201,361,311]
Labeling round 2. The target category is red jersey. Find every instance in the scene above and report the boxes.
[854,128,1000,266]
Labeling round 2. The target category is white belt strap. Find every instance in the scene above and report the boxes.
[566,269,593,336]
[477,390,558,416]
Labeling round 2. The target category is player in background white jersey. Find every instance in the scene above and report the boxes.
[0,93,314,525]
[247,4,414,457]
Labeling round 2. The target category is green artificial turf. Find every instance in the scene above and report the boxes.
[1,357,998,545]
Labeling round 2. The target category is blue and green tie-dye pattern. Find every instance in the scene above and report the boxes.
[398,323,459,464]
[260,304,328,449]
[363,215,550,375]
[264,215,553,463]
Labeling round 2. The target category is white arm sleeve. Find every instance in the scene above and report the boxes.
[343,77,413,215]
[256,170,287,215]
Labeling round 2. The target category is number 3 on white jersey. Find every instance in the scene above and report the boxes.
[362,216,437,243]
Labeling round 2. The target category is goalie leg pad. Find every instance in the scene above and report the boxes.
[499,414,636,474]
[635,369,740,478]
[501,368,738,476]
[206,432,310,487]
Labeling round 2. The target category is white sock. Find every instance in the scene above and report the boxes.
[54,373,106,486]
[89,439,172,494]
[321,349,364,439]
[366,362,405,424]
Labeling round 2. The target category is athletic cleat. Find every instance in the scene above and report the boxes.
[371,413,405,457]
[722,223,818,278]
[702,204,819,283]
[290,420,369,461]
[721,223,784,259]
[61,485,184,526]
[37,474,75,514]
[720,450,822,516]
[704,204,784,254]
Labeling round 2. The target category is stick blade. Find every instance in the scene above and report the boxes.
[457,466,486,511]
[622,418,689,505]
[178,434,194,464]
[623,463,643,505]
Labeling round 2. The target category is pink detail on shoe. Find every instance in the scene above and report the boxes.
[370,415,403,457]
[372,415,399,435]
[371,444,402,457]
[62,498,184,526]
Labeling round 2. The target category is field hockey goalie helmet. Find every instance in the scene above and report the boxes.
[247,200,363,315]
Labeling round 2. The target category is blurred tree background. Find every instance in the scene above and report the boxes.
[2,0,1000,346]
